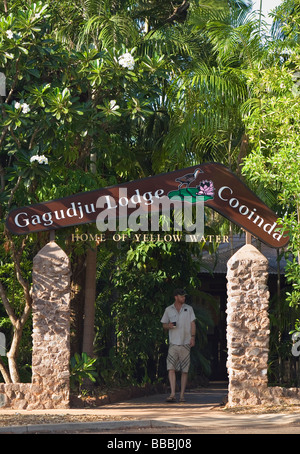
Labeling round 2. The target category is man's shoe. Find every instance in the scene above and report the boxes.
[166,395,177,402]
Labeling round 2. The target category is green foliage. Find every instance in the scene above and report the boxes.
[158,2,256,171]
[70,352,98,391]
[242,61,300,310]
[268,288,300,386]
[1,1,188,219]
[240,44,300,382]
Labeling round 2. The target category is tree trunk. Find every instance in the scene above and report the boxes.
[0,233,32,383]
[0,357,11,384]
[297,201,300,265]
[82,151,98,357]
[82,246,97,356]
[237,133,249,177]
[70,253,86,355]
[7,346,20,383]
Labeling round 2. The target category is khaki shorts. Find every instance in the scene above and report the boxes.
[167,343,191,373]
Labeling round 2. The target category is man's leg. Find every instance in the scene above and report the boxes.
[166,344,178,400]
[168,369,176,397]
[180,372,188,400]
[179,345,191,401]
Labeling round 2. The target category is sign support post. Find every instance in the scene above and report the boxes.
[246,231,252,244]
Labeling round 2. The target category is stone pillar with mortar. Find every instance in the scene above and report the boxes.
[31,240,71,408]
[0,241,71,409]
[226,243,270,406]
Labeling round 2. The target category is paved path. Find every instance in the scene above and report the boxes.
[1,383,300,433]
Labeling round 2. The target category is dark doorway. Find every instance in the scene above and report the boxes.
[199,273,228,381]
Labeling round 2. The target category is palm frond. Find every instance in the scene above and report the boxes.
[138,25,202,59]
[206,12,268,68]
[241,97,261,119]
[190,4,268,69]
[77,12,139,48]
[171,63,248,112]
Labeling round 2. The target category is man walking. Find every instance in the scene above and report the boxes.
[161,289,196,402]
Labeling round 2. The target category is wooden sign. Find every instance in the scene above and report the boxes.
[5,163,289,248]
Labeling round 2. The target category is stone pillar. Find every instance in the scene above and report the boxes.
[31,241,71,408]
[226,244,270,406]
[0,241,71,410]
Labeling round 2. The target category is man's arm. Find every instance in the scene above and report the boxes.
[161,308,174,330]
[190,320,196,347]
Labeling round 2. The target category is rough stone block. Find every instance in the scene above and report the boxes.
[0,393,6,407]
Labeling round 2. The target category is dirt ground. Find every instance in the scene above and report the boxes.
[0,414,135,427]
[222,404,300,415]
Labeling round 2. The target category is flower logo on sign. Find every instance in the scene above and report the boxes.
[196,180,214,200]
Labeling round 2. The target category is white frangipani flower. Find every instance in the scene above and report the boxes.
[118,52,135,70]
[21,103,30,114]
[14,102,30,113]
[6,30,14,39]
[30,155,48,165]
